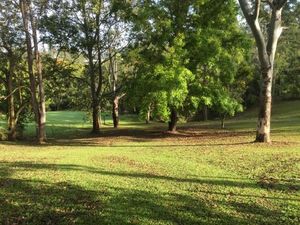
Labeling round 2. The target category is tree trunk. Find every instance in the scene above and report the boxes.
[221,115,225,129]
[83,6,102,134]
[30,7,46,143]
[168,108,177,132]
[99,108,102,126]
[112,96,119,128]
[203,105,208,121]
[6,60,17,141]
[238,0,286,143]
[146,106,151,124]
[109,47,119,129]
[20,0,41,142]
[256,68,273,142]
[92,103,100,133]
[87,46,100,134]
[255,8,283,143]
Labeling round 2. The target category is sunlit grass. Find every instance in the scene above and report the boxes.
[0,101,300,224]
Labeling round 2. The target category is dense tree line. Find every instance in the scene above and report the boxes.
[0,0,299,143]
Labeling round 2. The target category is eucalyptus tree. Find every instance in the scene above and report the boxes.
[108,52,127,128]
[19,0,47,143]
[105,11,131,128]
[238,0,288,142]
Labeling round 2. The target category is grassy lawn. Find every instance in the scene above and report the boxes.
[0,101,300,224]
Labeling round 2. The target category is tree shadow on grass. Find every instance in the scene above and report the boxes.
[0,161,299,224]
[1,161,299,199]
[100,186,249,225]
[0,178,256,225]
[104,186,297,225]
[0,178,104,224]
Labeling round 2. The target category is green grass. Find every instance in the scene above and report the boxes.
[14,111,146,139]
[0,101,300,224]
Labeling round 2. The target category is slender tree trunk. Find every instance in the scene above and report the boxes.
[82,5,102,134]
[30,7,46,143]
[112,96,119,128]
[109,48,120,129]
[203,105,208,121]
[87,48,100,133]
[92,103,100,133]
[6,60,17,141]
[99,108,102,126]
[168,108,178,132]
[146,105,151,124]
[20,0,41,142]
[221,114,225,129]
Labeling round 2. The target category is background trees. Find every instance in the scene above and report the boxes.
[0,0,298,141]
[41,0,131,133]
[0,0,29,140]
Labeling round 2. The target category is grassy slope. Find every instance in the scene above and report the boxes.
[0,101,300,225]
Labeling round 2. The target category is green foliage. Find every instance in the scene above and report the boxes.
[213,89,243,117]
[125,0,252,123]
[153,35,194,115]
[42,53,88,110]
[128,34,193,122]
[0,0,32,138]
[185,0,252,120]
[0,0,298,138]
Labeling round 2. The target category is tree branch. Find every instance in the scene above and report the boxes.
[0,86,31,102]
[254,0,261,20]
[15,101,29,124]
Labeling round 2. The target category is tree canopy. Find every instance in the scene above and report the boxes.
[0,0,298,142]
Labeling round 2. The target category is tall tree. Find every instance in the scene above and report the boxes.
[0,2,27,140]
[42,0,130,133]
[238,0,287,142]
[19,0,47,143]
[125,0,192,132]
[126,0,250,131]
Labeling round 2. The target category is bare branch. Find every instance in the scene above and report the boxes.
[0,86,31,102]
[254,0,261,20]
